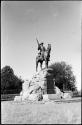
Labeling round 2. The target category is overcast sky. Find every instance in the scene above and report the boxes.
[1,1,81,90]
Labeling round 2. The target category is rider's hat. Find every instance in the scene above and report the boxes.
[40,42,44,45]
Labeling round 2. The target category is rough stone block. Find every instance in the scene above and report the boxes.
[63,93,72,99]
[48,94,62,100]
[43,94,49,101]
[14,96,22,101]
[28,94,38,101]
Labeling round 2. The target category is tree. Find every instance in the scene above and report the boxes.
[49,61,77,92]
[1,65,24,94]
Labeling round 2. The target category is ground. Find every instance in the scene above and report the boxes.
[1,100,81,124]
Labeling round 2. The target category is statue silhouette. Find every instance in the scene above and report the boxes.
[36,38,51,71]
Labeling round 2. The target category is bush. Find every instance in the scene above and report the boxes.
[1,65,24,94]
[49,61,77,92]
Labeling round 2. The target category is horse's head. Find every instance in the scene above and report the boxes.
[47,44,51,53]
[44,44,51,60]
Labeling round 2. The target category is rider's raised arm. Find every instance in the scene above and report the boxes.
[37,43,41,50]
[36,38,41,50]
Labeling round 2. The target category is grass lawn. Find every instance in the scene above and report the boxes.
[1,100,81,124]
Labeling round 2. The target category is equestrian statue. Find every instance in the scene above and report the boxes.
[36,38,51,72]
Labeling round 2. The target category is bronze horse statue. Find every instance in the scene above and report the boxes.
[36,44,51,72]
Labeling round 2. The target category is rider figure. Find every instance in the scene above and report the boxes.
[38,42,46,60]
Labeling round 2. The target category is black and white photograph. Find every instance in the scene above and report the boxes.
[1,1,81,124]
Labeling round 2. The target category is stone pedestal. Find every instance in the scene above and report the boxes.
[14,68,63,101]
[29,68,54,94]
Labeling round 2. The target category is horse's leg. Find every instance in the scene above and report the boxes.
[40,61,42,70]
[45,60,48,68]
[45,60,47,68]
[36,60,38,72]
[47,60,48,68]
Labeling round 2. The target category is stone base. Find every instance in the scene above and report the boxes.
[14,68,64,101]
[48,94,63,100]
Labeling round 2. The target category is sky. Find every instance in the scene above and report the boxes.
[1,1,81,90]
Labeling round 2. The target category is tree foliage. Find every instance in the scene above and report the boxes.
[49,61,77,92]
[1,65,24,94]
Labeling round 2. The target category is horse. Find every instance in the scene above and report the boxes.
[36,44,51,72]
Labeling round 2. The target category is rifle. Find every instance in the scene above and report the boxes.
[36,38,40,50]
[36,38,39,45]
